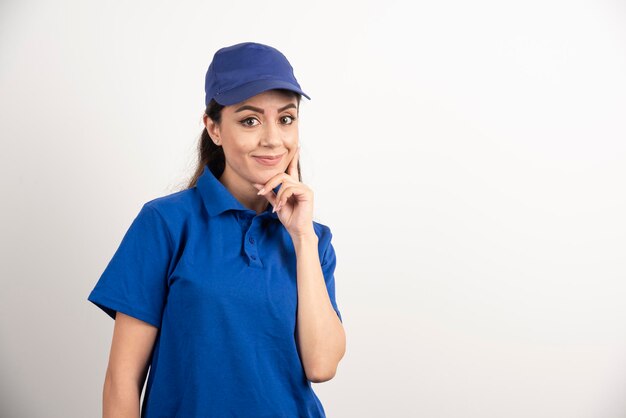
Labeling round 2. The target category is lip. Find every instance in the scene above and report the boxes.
[252,153,285,166]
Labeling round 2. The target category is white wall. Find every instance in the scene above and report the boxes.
[1,0,625,417]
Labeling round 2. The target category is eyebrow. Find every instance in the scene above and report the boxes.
[234,103,297,114]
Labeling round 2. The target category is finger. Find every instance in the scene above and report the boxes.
[274,184,290,208]
[276,183,306,212]
[254,185,279,210]
[275,186,296,212]
[254,173,296,196]
[268,192,280,211]
[287,146,299,179]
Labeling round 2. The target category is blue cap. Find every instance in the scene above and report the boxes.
[204,42,311,107]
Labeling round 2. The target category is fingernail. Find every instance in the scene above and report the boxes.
[257,188,265,195]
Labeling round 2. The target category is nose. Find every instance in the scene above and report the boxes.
[259,119,283,148]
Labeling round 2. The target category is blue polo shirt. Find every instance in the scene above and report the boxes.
[87,164,342,418]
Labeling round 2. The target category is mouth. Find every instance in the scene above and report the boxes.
[252,153,285,166]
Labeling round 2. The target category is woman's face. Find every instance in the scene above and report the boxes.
[205,89,300,187]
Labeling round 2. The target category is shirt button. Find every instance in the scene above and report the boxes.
[251,255,257,260]
[249,237,255,244]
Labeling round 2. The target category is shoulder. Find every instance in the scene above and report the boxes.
[142,187,200,220]
[312,220,332,237]
[312,220,334,250]
[136,188,203,242]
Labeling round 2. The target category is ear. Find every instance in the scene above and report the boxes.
[203,114,221,143]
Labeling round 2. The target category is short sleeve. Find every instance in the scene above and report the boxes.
[87,203,173,329]
[320,225,343,323]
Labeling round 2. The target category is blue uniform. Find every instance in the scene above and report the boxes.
[87,164,342,417]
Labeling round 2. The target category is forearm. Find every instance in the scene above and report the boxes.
[103,371,142,418]
[292,230,346,383]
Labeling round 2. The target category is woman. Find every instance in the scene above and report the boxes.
[87,42,346,417]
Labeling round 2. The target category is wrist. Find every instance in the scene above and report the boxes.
[291,229,318,245]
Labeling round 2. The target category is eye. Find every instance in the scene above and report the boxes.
[281,115,296,125]
[240,117,259,127]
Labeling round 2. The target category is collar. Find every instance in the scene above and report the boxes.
[196,164,279,218]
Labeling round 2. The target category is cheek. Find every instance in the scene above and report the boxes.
[223,134,256,155]
[222,141,257,170]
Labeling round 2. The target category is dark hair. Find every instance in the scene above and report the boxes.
[185,89,302,189]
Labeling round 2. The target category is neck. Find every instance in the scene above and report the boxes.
[219,165,269,215]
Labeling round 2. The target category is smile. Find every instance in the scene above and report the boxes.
[252,153,284,166]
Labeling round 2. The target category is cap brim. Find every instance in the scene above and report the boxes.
[213,79,311,106]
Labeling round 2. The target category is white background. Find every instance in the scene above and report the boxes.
[1,0,625,417]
